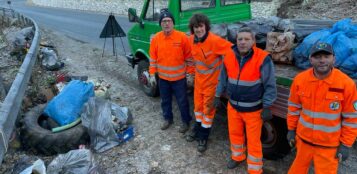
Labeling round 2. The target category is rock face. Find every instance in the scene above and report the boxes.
[28,0,281,17]
[29,0,145,15]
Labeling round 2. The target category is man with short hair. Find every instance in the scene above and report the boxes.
[215,27,277,173]
[149,10,194,133]
[287,42,357,174]
[186,13,232,152]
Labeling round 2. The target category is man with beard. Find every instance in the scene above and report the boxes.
[287,42,357,174]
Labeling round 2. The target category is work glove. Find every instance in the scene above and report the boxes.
[336,144,350,162]
[186,74,194,88]
[261,108,273,121]
[213,96,221,108]
[286,130,296,148]
[149,74,156,87]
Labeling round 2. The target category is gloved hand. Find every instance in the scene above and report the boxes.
[287,130,296,148]
[186,74,194,88]
[213,96,221,108]
[149,74,156,87]
[261,108,273,121]
[336,144,350,162]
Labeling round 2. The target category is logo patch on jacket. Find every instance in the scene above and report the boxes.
[353,100,357,111]
[173,42,181,47]
[329,101,340,111]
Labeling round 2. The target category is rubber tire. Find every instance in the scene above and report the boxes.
[261,117,291,160]
[21,104,89,155]
[137,60,159,97]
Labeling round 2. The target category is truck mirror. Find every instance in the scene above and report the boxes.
[128,8,138,22]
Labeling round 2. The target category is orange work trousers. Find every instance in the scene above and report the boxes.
[227,103,263,174]
[288,136,338,174]
[194,89,216,128]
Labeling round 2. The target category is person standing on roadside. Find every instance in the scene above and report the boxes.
[215,27,277,173]
[149,10,194,133]
[185,13,232,152]
[287,42,357,174]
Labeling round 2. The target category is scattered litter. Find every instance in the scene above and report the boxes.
[81,97,134,153]
[47,149,103,174]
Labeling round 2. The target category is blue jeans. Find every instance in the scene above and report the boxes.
[158,78,192,124]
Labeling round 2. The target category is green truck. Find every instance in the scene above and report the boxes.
[125,0,356,159]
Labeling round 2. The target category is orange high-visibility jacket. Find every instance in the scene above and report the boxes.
[224,46,269,112]
[149,30,194,81]
[287,68,357,147]
[189,32,232,92]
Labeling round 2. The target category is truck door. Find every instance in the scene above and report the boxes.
[177,0,251,31]
[129,0,169,54]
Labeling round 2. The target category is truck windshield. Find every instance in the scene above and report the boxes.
[221,0,245,6]
[144,0,169,21]
[181,0,215,11]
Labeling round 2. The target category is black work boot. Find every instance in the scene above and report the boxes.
[227,159,241,169]
[186,130,196,142]
[197,139,207,152]
[161,120,172,130]
[179,122,189,133]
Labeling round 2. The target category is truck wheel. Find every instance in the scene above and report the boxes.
[261,117,290,160]
[137,60,159,97]
[21,104,89,155]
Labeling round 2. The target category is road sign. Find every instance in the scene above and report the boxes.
[100,14,126,38]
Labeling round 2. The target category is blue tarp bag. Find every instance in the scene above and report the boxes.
[321,32,353,67]
[293,29,331,69]
[340,53,357,79]
[44,80,95,126]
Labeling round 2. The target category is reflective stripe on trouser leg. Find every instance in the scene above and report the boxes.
[243,109,263,174]
[194,89,204,122]
[228,102,246,161]
[201,93,216,128]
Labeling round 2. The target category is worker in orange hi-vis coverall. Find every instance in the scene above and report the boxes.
[185,13,232,153]
[149,10,194,133]
[287,42,357,174]
[215,27,277,174]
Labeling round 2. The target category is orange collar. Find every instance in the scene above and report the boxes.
[307,68,335,85]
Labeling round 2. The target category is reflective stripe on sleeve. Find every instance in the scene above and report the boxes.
[342,112,357,118]
[288,101,302,108]
[288,110,300,116]
[342,121,357,128]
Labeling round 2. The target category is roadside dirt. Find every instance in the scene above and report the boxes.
[1,1,357,173]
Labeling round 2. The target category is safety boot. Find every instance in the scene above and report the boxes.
[161,120,172,130]
[179,122,189,133]
[185,130,196,142]
[197,139,207,152]
[227,159,241,169]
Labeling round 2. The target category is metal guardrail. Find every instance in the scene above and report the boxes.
[0,7,40,164]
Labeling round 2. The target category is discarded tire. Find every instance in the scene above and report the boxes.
[21,104,89,155]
